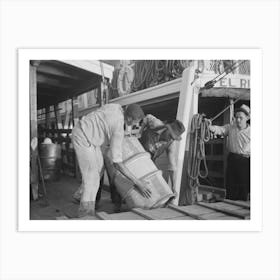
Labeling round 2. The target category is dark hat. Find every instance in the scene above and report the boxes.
[125,104,145,120]
[234,104,250,117]
[167,120,185,140]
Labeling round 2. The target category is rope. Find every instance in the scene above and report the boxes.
[108,68,120,99]
[108,60,248,98]
[204,60,246,89]
[210,97,242,122]
[187,114,211,203]
[131,60,190,92]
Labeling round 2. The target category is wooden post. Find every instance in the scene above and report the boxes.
[98,83,104,107]
[71,97,79,177]
[229,98,234,123]
[45,106,51,138]
[222,98,234,188]
[64,100,72,129]
[172,63,197,205]
[71,97,79,127]
[30,61,40,200]
[54,104,63,143]
[54,104,63,129]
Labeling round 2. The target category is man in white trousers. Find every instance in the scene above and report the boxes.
[72,103,152,217]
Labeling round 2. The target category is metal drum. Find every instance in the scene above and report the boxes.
[39,144,62,181]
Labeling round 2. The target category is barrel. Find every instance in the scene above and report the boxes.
[114,159,175,210]
[105,136,175,210]
[39,143,62,181]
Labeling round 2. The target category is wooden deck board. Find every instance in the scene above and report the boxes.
[212,215,241,220]
[132,208,187,220]
[170,216,196,220]
[56,199,250,220]
[170,204,217,215]
[96,211,146,220]
[197,202,249,219]
[200,212,230,219]
[212,202,244,211]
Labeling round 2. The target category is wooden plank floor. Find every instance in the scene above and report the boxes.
[96,199,250,220]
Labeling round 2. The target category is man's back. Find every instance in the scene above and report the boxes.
[79,103,124,147]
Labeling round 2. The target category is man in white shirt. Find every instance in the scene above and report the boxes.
[72,103,152,217]
[209,104,250,201]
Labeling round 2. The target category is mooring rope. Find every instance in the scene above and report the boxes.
[187,114,211,203]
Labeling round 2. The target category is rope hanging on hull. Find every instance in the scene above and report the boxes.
[187,114,211,204]
[131,60,192,92]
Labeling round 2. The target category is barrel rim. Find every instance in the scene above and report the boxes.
[123,152,151,166]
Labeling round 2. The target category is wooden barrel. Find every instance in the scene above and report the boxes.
[103,136,175,209]
[114,168,175,209]
[114,149,176,209]
[39,144,62,181]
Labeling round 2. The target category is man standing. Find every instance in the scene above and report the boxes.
[209,104,250,201]
[72,103,151,217]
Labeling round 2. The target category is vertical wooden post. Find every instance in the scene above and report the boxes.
[229,98,234,123]
[54,104,63,143]
[82,93,88,109]
[71,97,79,127]
[222,98,234,188]
[30,61,39,200]
[72,97,79,177]
[64,100,72,129]
[98,83,104,107]
[54,104,63,129]
[173,63,197,205]
[45,106,51,138]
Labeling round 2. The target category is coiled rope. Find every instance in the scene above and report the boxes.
[187,114,211,203]
[131,60,192,92]
[108,68,120,99]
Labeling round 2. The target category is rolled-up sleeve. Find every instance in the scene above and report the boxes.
[210,124,230,136]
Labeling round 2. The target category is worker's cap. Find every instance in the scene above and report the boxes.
[125,104,145,120]
[234,104,250,118]
[167,120,186,140]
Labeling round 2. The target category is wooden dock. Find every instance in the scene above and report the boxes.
[95,199,250,220]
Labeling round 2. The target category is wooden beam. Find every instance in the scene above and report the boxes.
[54,104,63,141]
[72,97,79,177]
[30,63,39,200]
[109,77,182,106]
[37,64,81,80]
[45,106,51,137]
[37,79,101,109]
[59,60,114,80]
[172,64,197,205]
[72,97,79,127]
[37,76,74,89]
[54,104,63,130]
[64,101,72,129]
